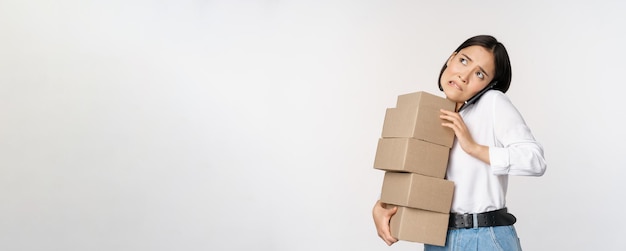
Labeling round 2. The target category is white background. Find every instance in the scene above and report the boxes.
[1,1,624,250]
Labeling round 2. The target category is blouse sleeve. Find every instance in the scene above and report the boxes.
[488,93,547,176]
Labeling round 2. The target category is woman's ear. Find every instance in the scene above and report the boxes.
[446,52,457,66]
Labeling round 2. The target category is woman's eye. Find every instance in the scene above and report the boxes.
[460,58,467,65]
[476,72,484,79]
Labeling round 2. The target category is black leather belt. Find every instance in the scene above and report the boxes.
[449,208,517,229]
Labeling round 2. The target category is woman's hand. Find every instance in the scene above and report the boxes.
[440,109,490,164]
[372,200,398,246]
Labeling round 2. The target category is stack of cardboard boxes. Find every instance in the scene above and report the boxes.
[373,91,456,246]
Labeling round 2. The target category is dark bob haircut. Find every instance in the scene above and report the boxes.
[438,35,512,93]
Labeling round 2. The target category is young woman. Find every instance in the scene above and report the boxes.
[372,35,547,251]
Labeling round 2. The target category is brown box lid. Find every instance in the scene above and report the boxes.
[396,91,455,111]
[373,138,450,178]
[388,204,449,246]
[381,105,455,148]
[380,172,454,214]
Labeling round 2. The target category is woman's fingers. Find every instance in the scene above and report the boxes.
[382,206,399,245]
[373,201,399,245]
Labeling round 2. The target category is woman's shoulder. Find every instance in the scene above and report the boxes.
[482,89,513,105]
[480,89,523,116]
[483,89,507,99]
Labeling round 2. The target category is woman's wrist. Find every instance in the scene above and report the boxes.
[469,144,490,164]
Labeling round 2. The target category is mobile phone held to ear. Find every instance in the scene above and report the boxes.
[458,81,497,112]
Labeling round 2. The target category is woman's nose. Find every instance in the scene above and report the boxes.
[457,74,467,83]
[458,70,471,83]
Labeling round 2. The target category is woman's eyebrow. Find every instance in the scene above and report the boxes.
[461,53,473,62]
[461,53,490,77]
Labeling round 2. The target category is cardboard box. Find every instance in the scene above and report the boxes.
[373,138,450,178]
[380,172,454,214]
[381,107,455,148]
[387,204,449,246]
[381,92,456,148]
[396,91,455,111]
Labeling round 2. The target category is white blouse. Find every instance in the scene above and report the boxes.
[446,90,547,214]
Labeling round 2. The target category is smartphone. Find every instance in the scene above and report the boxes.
[458,81,497,112]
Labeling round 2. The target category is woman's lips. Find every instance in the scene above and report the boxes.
[448,81,462,91]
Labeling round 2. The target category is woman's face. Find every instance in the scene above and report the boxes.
[440,45,496,110]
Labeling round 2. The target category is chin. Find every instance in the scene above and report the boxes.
[443,92,465,104]
[442,88,460,100]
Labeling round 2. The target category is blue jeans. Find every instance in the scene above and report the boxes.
[424,226,522,251]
